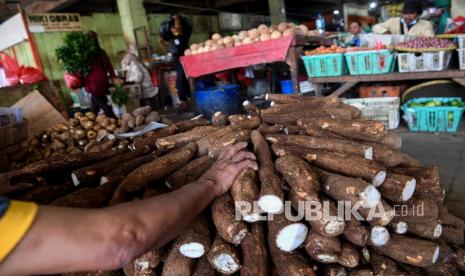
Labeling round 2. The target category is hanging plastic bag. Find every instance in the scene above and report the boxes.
[64,72,82,90]
[0,51,20,86]
[19,66,47,84]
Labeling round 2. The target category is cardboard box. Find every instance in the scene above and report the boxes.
[0,120,28,149]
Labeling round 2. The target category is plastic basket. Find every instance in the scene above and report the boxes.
[302,53,346,77]
[345,50,395,75]
[458,36,465,49]
[397,51,452,72]
[401,97,465,133]
[344,97,400,129]
[459,49,465,70]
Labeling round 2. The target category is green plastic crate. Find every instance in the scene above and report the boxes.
[302,53,346,77]
[401,97,465,133]
[345,50,395,75]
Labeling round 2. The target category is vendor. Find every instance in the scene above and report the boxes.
[372,1,435,36]
[345,21,365,47]
[158,14,192,111]
[122,53,158,108]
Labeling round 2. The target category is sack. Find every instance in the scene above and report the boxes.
[19,66,47,84]
[64,72,82,90]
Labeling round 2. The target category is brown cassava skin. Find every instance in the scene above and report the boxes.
[377,132,402,150]
[266,134,372,159]
[71,146,149,185]
[424,262,460,276]
[100,152,159,185]
[322,265,348,276]
[120,143,197,193]
[360,199,394,227]
[229,116,261,130]
[275,155,320,197]
[192,256,216,276]
[133,124,179,149]
[262,108,352,125]
[251,130,284,206]
[349,269,375,276]
[370,251,403,276]
[155,126,219,150]
[174,118,210,132]
[132,106,151,117]
[197,126,236,156]
[162,239,195,276]
[243,101,261,116]
[241,223,269,276]
[284,124,302,135]
[359,141,402,168]
[397,152,421,168]
[343,218,369,247]
[123,249,162,276]
[337,242,360,268]
[304,230,341,263]
[298,118,387,142]
[257,123,284,134]
[407,220,443,240]
[165,156,214,190]
[372,234,440,267]
[18,182,74,205]
[207,235,241,275]
[453,247,465,272]
[341,103,362,119]
[441,226,464,245]
[228,114,248,124]
[0,148,125,186]
[390,166,444,204]
[297,120,346,139]
[263,95,342,111]
[177,215,211,258]
[438,206,465,229]
[289,190,345,237]
[378,173,416,203]
[268,234,316,276]
[85,137,116,154]
[211,112,228,126]
[394,197,439,224]
[207,129,251,159]
[267,212,307,252]
[230,169,260,220]
[211,193,248,245]
[51,175,123,208]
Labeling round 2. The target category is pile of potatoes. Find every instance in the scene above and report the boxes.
[116,106,161,134]
[9,112,123,168]
[185,22,319,56]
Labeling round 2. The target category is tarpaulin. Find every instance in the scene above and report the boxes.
[180,36,295,78]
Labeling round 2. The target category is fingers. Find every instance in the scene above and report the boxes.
[230,151,256,163]
[218,142,248,160]
[235,159,259,172]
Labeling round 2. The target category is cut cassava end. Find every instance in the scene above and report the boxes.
[388,220,408,234]
[230,168,260,222]
[162,239,195,276]
[261,108,352,125]
[408,221,443,240]
[241,223,269,276]
[123,249,162,276]
[165,156,213,190]
[178,216,211,258]
[120,142,197,193]
[378,173,416,203]
[373,234,440,267]
[268,212,308,252]
[305,230,341,263]
[336,242,360,268]
[266,134,373,160]
[207,235,241,275]
[211,193,248,245]
[211,112,228,126]
[243,100,261,116]
[369,226,390,246]
[251,130,284,213]
[360,199,395,226]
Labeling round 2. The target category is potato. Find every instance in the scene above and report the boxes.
[81,120,94,130]
[258,24,269,32]
[260,33,271,41]
[283,28,295,37]
[212,33,221,41]
[278,22,288,32]
[216,38,224,45]
[223,36,233,45]
[190,43,199,51]
[85,112,96,121]
[87,130,97,140]
[243,37,253,44]
[73,128,86,140]
[77,139,88,147]
[271,31,283,39]
[135,115,145,127]
[106,124,117,132]
[232,34,240,41]
[145,111,160,123]
[69,118,79,127]
[74,112,84,119]
[205,39,214,46]
[269,24,278,32]
[97,129,109,139]
[132,106,151,117]
[109,118,117,124]
[248,28,260,38]
[122,113,133,122]
[238,30,248,39]
[92,125,101,131]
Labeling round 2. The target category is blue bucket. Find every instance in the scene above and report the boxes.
[195,84,241,120]
[281,80,294,94]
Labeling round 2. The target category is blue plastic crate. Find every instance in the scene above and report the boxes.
[401,97,465,133]
[345,50,395,75]
[302,53,346,77]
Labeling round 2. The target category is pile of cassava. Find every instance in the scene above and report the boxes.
[1,94,464,276]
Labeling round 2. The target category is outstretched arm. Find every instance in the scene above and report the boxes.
[0,143,257,275]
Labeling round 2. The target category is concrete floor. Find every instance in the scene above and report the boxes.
[395,126,465,218]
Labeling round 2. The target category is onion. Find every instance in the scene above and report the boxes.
[260,33,271,41]
[248,28,260,38]
[205,39,214,46]
[223,36,233,45]
[212,33,221,41]
[242,37,253,44]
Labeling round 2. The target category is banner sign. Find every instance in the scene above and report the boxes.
[27,13,82,33]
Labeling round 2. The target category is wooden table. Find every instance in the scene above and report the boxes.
[310,70,465,97]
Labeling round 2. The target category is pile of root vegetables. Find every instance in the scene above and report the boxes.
[2,94,465,276]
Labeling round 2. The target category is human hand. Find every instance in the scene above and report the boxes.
[199,142,258,197]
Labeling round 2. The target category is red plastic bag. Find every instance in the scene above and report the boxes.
[0,51,20,86]
[64,72,82,90]
[19,66,47,84]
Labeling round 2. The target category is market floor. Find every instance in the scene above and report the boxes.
[395,126,465,219]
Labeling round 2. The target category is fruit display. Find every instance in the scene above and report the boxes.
[406,99,464,108]
[304,45,346,55]
[346,45,388,52]
[185,22,319,56]
[394,37,456,52]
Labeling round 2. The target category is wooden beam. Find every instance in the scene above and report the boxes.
[330,82,357,97]
[25,0,79,13]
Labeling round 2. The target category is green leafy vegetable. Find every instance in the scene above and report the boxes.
[111,85,129,106]
[55,32,98,76]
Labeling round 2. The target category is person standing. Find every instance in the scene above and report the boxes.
[122,53,158,108]
[373,1,435,36]
[159,14,192,111]
[83,31,117,118]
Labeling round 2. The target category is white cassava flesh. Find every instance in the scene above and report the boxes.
[372,171,386,187]
[394,221,408,234]
[432,246,440,264]
[402,178,416,201]
[71,173,80,186]
[370,226,390,246]
[258,195,284,214]
[232,229,248,245]
[364,147,373,160]
[213,254,240,274]
[179,243,205,258]
[276,223,309,252]
[360,185,381,208]
[100,176,109,185]
[324,220,346,236]
[433,224,443,238]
